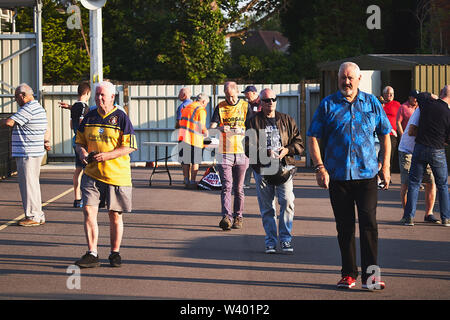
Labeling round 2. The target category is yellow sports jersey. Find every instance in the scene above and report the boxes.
[213,99,249,154]
[75,107,137,186]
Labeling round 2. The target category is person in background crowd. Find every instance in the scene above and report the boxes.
[381,86,401,173]
[175,87,193,129]
[397,107,438,224]
[210,81,251,230]
[402,86,450,227]
[396,90,419,137]
[242,85,262,188]
[69,82,91,208]
[178,93,209,189]
[0,83,51,227]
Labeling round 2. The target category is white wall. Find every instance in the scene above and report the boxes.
[359,70,381,96]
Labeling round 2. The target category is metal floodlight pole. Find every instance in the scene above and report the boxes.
[34,0,43,102]
[89,7,103,94]
[80,0,107,104]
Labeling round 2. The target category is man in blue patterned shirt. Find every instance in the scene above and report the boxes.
[307,62,392,290]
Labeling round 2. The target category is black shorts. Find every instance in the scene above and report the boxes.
[178,141,203,164]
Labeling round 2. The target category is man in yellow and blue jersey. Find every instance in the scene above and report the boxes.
[74,81,137,268]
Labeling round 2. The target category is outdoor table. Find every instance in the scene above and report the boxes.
[142,140,219,186]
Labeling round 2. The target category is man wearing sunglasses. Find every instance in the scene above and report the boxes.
[245,88,304,254]
[307,62,391,290]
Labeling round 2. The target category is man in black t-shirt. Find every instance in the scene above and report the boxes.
[70,82,91,208]
[402,85,450,226]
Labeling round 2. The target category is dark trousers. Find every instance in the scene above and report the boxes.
[329,177,378,282]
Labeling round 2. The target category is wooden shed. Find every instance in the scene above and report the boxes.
[318,54,450,103]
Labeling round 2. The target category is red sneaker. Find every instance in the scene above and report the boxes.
[337,276,356,289]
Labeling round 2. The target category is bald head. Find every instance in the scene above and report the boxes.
[178,87,191,101]
[440,85,450,104]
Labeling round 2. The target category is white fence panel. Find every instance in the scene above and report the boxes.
[40,83,318,163]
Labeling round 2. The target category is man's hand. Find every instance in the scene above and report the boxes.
[92,152,113,162]
[378,166,391,190]
[44,140,51,151]
[58,101,71,109]
[274,147,289,160]
[315,167,329,189]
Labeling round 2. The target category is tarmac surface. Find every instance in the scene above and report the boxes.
[0,163,449,304]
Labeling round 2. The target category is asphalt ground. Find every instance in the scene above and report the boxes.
[0,164,448,308]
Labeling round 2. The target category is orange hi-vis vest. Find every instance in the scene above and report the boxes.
[178,101,207,148]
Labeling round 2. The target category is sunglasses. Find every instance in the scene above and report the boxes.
[261,97,277,103]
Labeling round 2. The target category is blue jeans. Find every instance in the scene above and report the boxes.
[404,143,449,220]
[254,171,295,247]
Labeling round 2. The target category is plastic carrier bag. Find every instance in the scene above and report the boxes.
[198,166,222,190]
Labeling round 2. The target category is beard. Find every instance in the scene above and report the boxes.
[340,85,354,97]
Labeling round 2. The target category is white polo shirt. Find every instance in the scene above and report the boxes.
[398,108,420,154]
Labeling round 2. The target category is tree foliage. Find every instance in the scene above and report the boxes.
[14,0,90,83]
[11,0,444,84]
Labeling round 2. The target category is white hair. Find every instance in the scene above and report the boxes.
[95,81,116,96]
[338,62,361,78]
[196,92,210,104]
[16,83,34,97]
[383,86,394,95]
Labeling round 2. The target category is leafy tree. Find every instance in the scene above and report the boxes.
[14,0,90,83]
[280,0,386,80]
[156,0,227,84]
[101,0,177,81]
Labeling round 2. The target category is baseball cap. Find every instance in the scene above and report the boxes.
[409,89,419,98]
[242,85,257,93]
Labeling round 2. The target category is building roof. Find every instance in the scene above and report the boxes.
[243,30,290,53]
[318,54,450,70]
[0,0,39,8]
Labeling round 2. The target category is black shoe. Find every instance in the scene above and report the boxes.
[281,241,294,254]
[424,214,441,224]
[109,252,122,267]
[75,252,100,268]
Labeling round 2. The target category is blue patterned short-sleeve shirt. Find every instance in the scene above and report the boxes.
[307,90,391,181]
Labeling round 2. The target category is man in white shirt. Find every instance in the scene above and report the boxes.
[398,108,439,224]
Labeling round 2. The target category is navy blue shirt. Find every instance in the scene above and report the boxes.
[307,90,391,181]
[416,92,450,149]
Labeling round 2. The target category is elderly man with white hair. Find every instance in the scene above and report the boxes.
[307,62,392,290]
[74,81,137,268]
[0,83,51,227]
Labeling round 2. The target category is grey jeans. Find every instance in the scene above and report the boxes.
[15,156,45,222]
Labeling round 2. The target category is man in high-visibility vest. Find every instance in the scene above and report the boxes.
[178,93,209,188]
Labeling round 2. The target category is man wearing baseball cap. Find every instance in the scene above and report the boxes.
[242,86,262,188]
[242,85,261,115]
